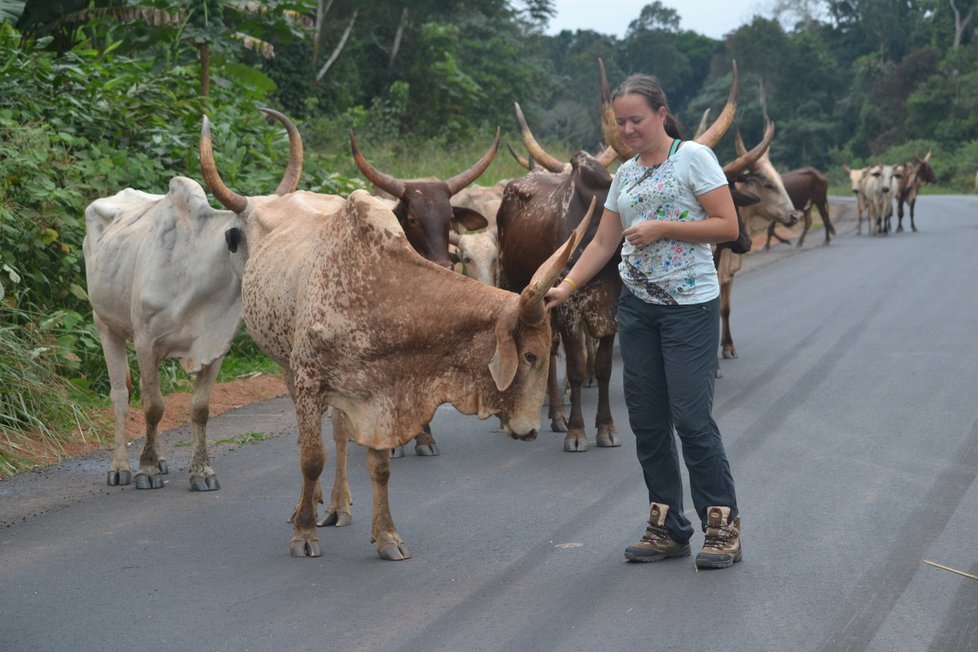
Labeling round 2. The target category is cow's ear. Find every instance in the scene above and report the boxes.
[452,206,489,232]
[489,309,519,391]
[225,227,244,253]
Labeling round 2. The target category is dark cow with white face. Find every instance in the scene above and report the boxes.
[83,109,300,491]
[350,130,500,457]
[201,117,591,559]
[895,151,937,232]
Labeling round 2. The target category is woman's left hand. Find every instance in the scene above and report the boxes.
[623,221,668,250]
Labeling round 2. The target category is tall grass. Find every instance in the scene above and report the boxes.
[0,309,98,475]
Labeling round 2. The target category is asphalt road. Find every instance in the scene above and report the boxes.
[3,196,978,652]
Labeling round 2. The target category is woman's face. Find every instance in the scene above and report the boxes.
[613,93,667,155]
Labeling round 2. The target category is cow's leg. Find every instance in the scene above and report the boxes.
[133,341,166,490]
[910,201,918,232]
[96,316,133,486]
[547,338,567,433]
[413,422,439,456]
[284,368,325,524]
[896,200,905,232]
[367,447,410,560]
[797,209,812,247]
[559,322,588,452]
[720,279,736,359]
[318,409,352,527]
[187,357,221,491]
[584,333,597,388]
[593,334,619,448]
[819,202,835,244]
[290,390,325,557]
[765,221,792,250]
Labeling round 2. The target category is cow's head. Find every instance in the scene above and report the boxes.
[914,150,937,185]
[731,123,803,227]
[200,107,304,274]
[843,165,867,195]
[349,129,499,268]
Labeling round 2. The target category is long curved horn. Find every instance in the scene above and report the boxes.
[599,58,635,161]
[733,123,747,156]
[693,107,711,140]
[258,108,304,195]
[350,130,407,199]
[200,115,248,213]
[722,121,775,178]
[446,127,500,194]
[594,144,619,168]
[507,142,531,170]
[694,60,738,148]
[514,102,569,173]
[519,196,597,324]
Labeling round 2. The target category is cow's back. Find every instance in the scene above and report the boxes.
[83,177,243,371]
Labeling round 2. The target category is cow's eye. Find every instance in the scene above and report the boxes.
[524,352,538,365]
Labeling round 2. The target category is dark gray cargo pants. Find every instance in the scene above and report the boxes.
[617,288,738,543]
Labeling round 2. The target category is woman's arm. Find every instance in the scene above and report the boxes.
[544,207,624,310]
[621,184,739,249]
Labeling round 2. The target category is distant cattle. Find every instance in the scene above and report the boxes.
[350,130,500,457]
[201,117,591,559]
[83,108,300,491]
[895,151,936,232]
[766,167,836,249]
[858,164,901,235]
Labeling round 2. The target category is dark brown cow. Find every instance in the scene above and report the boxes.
[497,110,620,452]
[896,151,937,232]
[765,167,836,249]
[350,129,500,457]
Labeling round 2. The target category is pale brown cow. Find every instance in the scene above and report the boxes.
[201,117,592,561]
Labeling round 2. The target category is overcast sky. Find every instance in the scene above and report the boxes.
[545,0,771,40]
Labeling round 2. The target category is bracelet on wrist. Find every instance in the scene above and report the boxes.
[561,277,578,291]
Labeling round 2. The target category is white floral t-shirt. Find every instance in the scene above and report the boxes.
[606,141,727,305]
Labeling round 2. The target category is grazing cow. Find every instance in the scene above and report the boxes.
[200,118,592,559]
[766,167,836,248]
[350,130,500,457]
[844,165,869,225]
[895,151,936,232]
[83,108,301,491]
[731,125,803,237]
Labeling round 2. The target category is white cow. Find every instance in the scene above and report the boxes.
[83,109,300,491]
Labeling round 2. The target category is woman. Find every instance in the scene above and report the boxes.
[545,74,742,569]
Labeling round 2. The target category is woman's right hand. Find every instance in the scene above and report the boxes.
[544,281,573,311]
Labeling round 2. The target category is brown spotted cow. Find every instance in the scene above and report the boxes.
[350,130,500,457]
[82,108,300,492]
[201,116,592,560]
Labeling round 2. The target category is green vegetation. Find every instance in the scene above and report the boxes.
[4,0,978,473]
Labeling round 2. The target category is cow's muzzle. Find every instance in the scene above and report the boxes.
[509,428,538,442]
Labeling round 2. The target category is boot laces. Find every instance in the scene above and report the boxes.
[641,521,670,544]
[704,525,736,550]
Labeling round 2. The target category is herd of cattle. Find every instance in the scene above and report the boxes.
[844,156,937,236]
[80,60,935,560]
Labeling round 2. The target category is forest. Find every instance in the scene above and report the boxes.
[2,0,978,473]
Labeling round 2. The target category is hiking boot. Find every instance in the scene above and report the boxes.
[695,506,742,569]
[624,502,691,562]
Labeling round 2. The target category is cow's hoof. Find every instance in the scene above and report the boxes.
[318,510,352,527]
[563,433,589,452]
[289,536,322,557]
[550,416,568,433]
[377,543,411,561]
[107,469,132,486]
[390,446,405,459]
[595,429,620,448]
[158,460,169,475]
[722,349,737,360]
[190,474,220,491]
[415,442,440,456]
[134,472,164,489]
